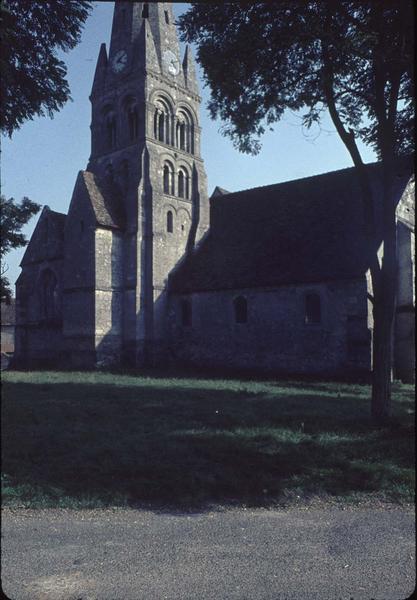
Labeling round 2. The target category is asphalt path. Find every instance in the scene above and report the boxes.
[1,505,415,600]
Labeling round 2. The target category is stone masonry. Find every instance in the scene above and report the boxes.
[14,2,415,381]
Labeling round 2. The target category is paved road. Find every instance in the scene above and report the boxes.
[1,506,415,600]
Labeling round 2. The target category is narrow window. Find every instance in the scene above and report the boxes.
[165,112,170,145]
[178,170,185,198]
[163,166,169,193]
[158,111,165,142]
[185,173,190,199]
[181,298,192,326]
[142,3,149,18]
[163,163,174,194]
[305,293,321,324]
[128,106,138,140]
[154,110,159,139]
[179,122,186,150]
[167,210,173,233]
[190,124,195,154]
[40,269,58,322]
[164,10,169,24]
[234,296,247,324]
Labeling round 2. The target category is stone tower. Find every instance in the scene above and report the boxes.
[63,1,209,367]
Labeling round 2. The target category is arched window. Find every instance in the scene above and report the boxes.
[167,210,173,233]
[178,170,185,198]
[181,298,192,326]
[154,97,173,145]
[163,161,174,195]
[178,167,190,199]
[163,165,169,193]
[234,296,247,324]
[176,107,195,154]
[127,105,139,140]
[305,293,321,324]
[39,269,59,322]
[177,121,186,150]
[158,111,165,141]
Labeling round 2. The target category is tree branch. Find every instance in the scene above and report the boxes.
[320,13,381,297]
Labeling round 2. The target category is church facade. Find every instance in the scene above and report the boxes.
[14,2,415,381]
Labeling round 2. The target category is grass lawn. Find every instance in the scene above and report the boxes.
[1,370,415,510]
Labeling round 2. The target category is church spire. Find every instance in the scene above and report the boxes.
[91,42,107,96]
[106,2,182,73]
[108,1,144,62]
[183,45,199,94]
[136,14,160,73]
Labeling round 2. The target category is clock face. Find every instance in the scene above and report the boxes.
[163,50,179,76]
[112,50,128,73]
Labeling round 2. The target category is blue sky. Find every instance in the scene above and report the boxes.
[2,1,376,290]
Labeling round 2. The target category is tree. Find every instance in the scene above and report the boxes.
[178,1,414,421]
[0,0,92,136]
[1,196,41,303]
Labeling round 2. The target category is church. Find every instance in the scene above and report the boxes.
[14,2,415,382]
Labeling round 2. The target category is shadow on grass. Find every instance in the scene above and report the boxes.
[1,374,415,513]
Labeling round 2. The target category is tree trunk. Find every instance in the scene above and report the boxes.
[370,159,397,423]
[371,300,394,421]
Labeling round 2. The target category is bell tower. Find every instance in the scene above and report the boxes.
[86,1,209,366]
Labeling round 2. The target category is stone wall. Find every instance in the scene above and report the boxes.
[63,183,96,366]
[15,257,65,366]
[168,278,371,377]
[94,228,124,365]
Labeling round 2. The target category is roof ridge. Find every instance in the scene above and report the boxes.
[219,160,383,199]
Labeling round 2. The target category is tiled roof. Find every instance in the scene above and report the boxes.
[211,186,231,197]
[20,207,66,266]
[170,158,414,293]
[82,171,125,230]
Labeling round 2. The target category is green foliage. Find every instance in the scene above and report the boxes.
[178,1,414,157]
[0,0,92,136]
[0,195,40,302]
[179,1,414,422]
[2,371,414,509]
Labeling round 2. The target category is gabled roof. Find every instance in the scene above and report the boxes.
[80,171,125,230]
[211,186,230,198]
[170,158,414,293]
[20,206,66,266]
